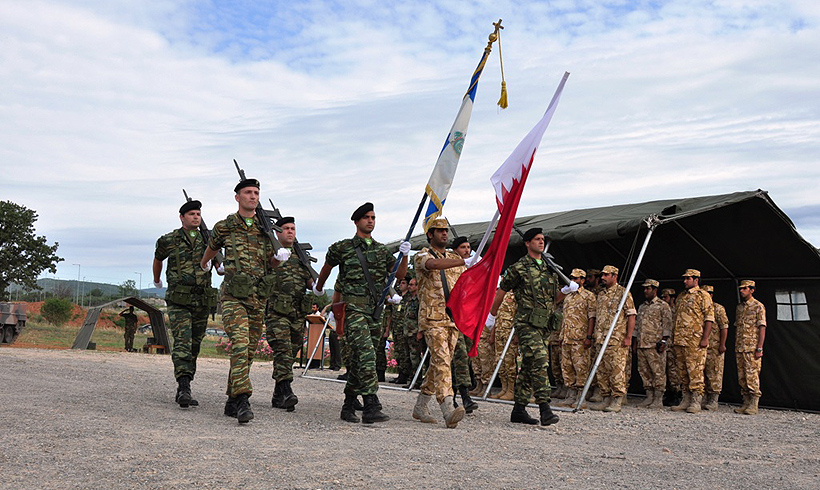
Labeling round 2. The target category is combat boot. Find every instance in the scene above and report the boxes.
[499,377,515,401]
[604,396,624,413]
[702,392,720,411]
[377,370,386,383]
[469,381,485,397]
[637,389,654,408]
[353,396,364,411]
[687,392,703,414]
[558,388,578,408]
[459,386,479,414]
[671,391,691,412]
[440,396,465,428]
[489,378,507,399]
[589,396,611,411]
[175,375,193,408]
[553,384,567,399]
[734,395,750,414]
[743,396,760,415]
[271,382,283,408]
[392,373,408,385]
[648,391,665,409]
[588,386,603,403]
[278,379,298,411]
[224,396,238,418]
[539,402,560,426]
[412,393,437,423]
[362,394,390,424]
[340,394,361,423]
[235,393,254,424]
[510,403,538,425]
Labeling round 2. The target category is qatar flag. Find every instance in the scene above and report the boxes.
[447,72,570,356]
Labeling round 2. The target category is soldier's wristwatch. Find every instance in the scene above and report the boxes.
[755,348,763,352]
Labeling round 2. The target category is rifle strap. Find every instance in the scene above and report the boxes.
[354,244,380,319]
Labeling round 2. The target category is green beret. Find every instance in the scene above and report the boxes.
[234,179,260,193]
[523,227,543,242]
[351,202,374,221]
[179,200,201,215]
[275,216,294,227]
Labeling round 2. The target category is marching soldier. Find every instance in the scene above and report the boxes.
[557,269,596,408]
[733,280,766,415]
[449,236,479,414]
[634,279,672,409]
[389,277,411,384]
[403,277,424,388]
[702,285,729,410]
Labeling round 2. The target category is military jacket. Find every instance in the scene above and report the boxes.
[559,287,597,344]
[500,255,558,327]
[403,294,420,336]
[708,302,730,346]
[414,247,465,330]
[267,248,311,319]
[673,286,715,347]
[209,213,274,281]
[155,227,212,288]
[594,284,637,346]
[635,296,673,348]
[548,304,563,344]
[734,297,766,352]
[326,235,394,310]
[495,291,516,333]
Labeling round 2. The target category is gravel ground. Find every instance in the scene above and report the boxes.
[1,348,818,490]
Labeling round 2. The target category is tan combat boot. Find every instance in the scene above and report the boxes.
[589,396,611,411]
[743,395,760,415]
[734,395,750,414]
[671,391,691,412]
[702,392,719,411]
[440,396,465,428]
[637,389,654,408]
[553,384,567,399]
[588,386,603,403]
[558,388,578,408]
[686,392,703,413]
[648,390,665,409]
[603,395,624,413]
[412,393,437,424]
[489,378,507,399]
[499,377,515,401]
[469,381,485,397]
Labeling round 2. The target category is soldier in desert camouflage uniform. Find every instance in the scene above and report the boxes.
[547,307,565,399]
[634,279,672,409]
[701,285,729,411]
[660,287,682,405]
[733,280,766,415]
[557,269,596,408]
[584,269,604,402]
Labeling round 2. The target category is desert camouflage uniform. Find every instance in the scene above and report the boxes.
[559,287,596,389]
[666,303,681,393]
[594,285,637,397]
[326,235,395,397]
[210,213,274,397]
[415,248,465,403]
[635,296,672,391]
[156,228,214,379]
[705,302,730,395]
[500,256,559,406]
[735,297,766,397]
[265,248,310,382]
[494,291,518,388]
[673,286,715,395]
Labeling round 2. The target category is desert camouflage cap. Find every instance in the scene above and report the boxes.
[424,216,449,233]
[587,268,601,277]
[682,268,701,277]
[602,265,619,275]
[702,285,714,293]
[642,279,660,288]
[570,268,586,278]
[739,279,756,288]
[661,288,677,297]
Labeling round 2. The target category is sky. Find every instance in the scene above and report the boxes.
[3,0,819,291]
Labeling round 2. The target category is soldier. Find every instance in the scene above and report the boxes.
[660,287,682,406]
[153,199,217,407]
[671,269,714,414]
[487,228,564,426]
[449,235,479,413]
[634,279,672,409]
[201,179,291,424]
[488,289,517,401]
[313,202,409,424]
[586,269,603,295]
[403,277,424,388]
[547,306,565,399]
[733,280,766,415]
[557,269,596,408]
[702,285,729,410]
[265,216,315,413]
[389,277,411,384]
[411,217,478,428]
[119,306,138,353]
[589,265,636,413]
[584,268,604,402]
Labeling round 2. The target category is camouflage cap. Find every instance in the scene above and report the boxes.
[587,268,601,277]
[660,288,677,297]
[682,268,701,277]
[424,216,449,233]
[602,265,619,275]
[570,268,586,278]
[702,285,714,293]
[739,279,756,288]
[642,279,659,288]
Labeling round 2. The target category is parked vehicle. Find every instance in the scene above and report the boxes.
[0,303,27,344]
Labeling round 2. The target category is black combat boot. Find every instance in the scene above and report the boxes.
[353,396,364,411]
[340,393,361,423]
[235,393,254,424]
[459,386,479,414]
[271,382,283,408]
[393,373,408,385]
[279,379,298,412]
[175,376,193,408]
[362,394,390,424]
[539,402,560,426]
[224,396,238,417]
[377,370,386,382]
[510,402,538,425]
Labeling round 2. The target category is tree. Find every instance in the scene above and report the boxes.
[119,279,138,297]
[0,201,63,300]
[41,297,73,326]
[89,288,103,297]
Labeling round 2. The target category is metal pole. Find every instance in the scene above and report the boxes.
[134,272,142,299]
[73,264,81,304]
[405,347,430,392]
[301,315,332,377]
[482,325,516,399]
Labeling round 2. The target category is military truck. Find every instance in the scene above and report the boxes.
[0,303,27,344]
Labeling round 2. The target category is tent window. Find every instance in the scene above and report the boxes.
[775,291,810,321]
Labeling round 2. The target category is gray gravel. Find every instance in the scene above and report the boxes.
[1,348,818,490]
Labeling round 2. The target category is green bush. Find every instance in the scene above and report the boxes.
[41,298,74,326]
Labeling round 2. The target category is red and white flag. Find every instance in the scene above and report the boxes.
[447,72,570,356]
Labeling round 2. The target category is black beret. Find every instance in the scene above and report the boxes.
[351,202,374,221]
[451,236,469,248]
[275,216,294,227]
[522,227,543,242]
[179,200,201,215]
[234,179,260,193]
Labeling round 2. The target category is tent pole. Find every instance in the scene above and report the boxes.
[482,326,516,399]
[576,216,659,411]
[672,220,737,281]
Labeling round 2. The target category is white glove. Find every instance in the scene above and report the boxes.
[312,282,324,296]
[464,254,482,268]
[153,280,163,289]
[388,293,402,305]
[561,282,579,294]
[200,260,211,272]
[398,240,411,255]
[216,263,225,275]
[274,248,291,262]
[485,313,496,331]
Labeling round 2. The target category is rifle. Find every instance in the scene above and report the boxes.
[267,199,319,281]
[512,226,571,285]
[182,189,223,265]
[232,159,283,251]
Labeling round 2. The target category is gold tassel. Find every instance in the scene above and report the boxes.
[495,21,507,109]
[497,80,508,109]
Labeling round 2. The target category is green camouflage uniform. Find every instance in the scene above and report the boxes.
[499,255,559,405]
[377,303,394,374]
[120,310,138,352]
[451,333,473,390]
[326,235,394,396]
[392,302,411,379]
[155,228,214,379]
[209,213,274,397]
[403,293,424,378]
[265,248,310,382]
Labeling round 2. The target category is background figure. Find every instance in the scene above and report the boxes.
[733,280,766,415]
[489,290,517,401]
[634,279,672,409]
[120,306,138,352]
[702,285,729,411]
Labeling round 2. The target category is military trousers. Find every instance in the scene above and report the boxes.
[265,313,304,382]
[222,295,265,397]
[513,324,551,405]
[124,327,137,352]
[549,343,563,386]
[451,332,472,389]
[392,323,411,378]
[637,347,667,391]
[406,330,427,382]
[735,352,762,396]
[560,342,591,389]
[493,325,518,382]
[372,322,387,374]
[704,346,725,394]
[666,346,682,391]
[168,302,209,379]
[475,327,494,386]
[421,325,459,404]
[596,343,629,397]
[674,344,707,395]
[342,308,380,397]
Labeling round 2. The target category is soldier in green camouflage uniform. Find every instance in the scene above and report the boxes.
[202,179,291,424]
[701,285,729,410]
[153,199,216,408]
[313,202,409,424]
[119,306,139,353]
[403,278,424,387]
[265,216,314,412]
[449,235,478,413]
[488,228,564,426]
[388,278,411,384]
[377,303,394,382]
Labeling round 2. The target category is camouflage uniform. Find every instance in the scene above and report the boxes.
[548,308,563,388]
[451,333,472,390]
[209,213,274,397]
[705,302,729,395]
[559,286,596,389]
[391,302,412,380]
[494,291,519,388]
[474,326,494,388]
[376,303,394,376]
[120,310,138,352]
[735,297,766,397]
[265,248,311,382]
[155,228,214,379]
[635,296,672,391]
[673,286,715,395]
[326,235,394,397]
[415,247,465,403]
[403,293,424,379]
[594,285,637,398]
[500,256,559,406]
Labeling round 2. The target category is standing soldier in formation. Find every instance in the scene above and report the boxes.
[733,280,766,415]
[119,306,139,353]
[488,288,517,401]
[660,287,682,406]
[449,235,479,414]
[547,307,565,399]
[403,277,423,388]
[487,228,563,426]
[702,285,729,411]
[557,268,596,408]
[671,269,714,414]
[153,199,217,408]
[265,217,315,413]
[634,279,672,409]
[201,179,291,424]
[313,202,409,424]
[389,277,411,384]
[590,265,636,413]
[584,268,604,402]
